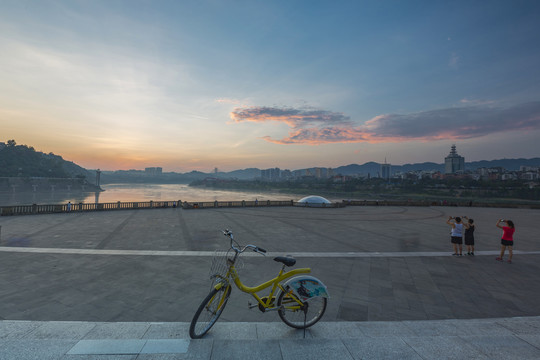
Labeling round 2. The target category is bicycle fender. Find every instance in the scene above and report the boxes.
[214,282,223,291]
[213,280,229,291]
[283,275,329,301]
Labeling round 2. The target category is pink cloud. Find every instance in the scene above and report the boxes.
[262,127,371,145]
[230,106,350,127]
[231,102,540,145]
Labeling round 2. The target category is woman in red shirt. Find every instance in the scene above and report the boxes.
[496,219,515,263]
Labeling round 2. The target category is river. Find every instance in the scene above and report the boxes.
[0,183,320,206]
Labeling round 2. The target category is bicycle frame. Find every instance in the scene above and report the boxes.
[215,261,311,311]
[190,230,328,339]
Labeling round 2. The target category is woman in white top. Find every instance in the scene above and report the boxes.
[446,216,464,256]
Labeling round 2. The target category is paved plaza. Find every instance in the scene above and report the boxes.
[1,205,540,358]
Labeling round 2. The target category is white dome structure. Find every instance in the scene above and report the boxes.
[296,195,332,207]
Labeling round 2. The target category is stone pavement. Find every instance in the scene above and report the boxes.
[2,318,540,359]
[1,205,540,358]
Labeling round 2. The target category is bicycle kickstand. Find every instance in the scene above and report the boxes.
[303,306,307,339]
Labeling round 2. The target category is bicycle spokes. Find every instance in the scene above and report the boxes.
[278,291,327,329]
[281,293,304,311]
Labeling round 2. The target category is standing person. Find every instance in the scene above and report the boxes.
[463,216,475,256]
[496,219,515,263]
[447,216,464,256]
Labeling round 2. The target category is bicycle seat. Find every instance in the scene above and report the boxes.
[273,256,296,267]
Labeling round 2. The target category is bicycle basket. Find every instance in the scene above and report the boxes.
[209,250,243,283]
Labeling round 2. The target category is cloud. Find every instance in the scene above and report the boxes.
[262,127,371,145]
[460,98,495,105]
[230,106,351,127]
[230,102,540,145]
[366,102,540,139]
[449,52,460,68]
[215,98,242,104]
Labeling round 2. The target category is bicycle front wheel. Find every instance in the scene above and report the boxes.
[189,284,231,339]
[277,290,327,329]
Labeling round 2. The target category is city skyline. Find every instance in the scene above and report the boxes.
[2,1,540,172]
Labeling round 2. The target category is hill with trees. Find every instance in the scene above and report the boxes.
[0,139,91,178]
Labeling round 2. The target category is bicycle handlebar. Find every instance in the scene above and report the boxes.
[223,229,266,256]
[247,244,267,254]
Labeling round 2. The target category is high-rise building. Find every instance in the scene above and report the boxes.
[145,167,163,176]
[261,168,281,180]
[444,145,465,174]
[95,169,101,186]
[327,168,334,177]
[380,158,391,180]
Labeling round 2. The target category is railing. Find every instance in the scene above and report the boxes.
[0,200,177,216]
[0,199,343,215]
[178,199,540,209]
[1,198,539,216]
[182,200,296,209]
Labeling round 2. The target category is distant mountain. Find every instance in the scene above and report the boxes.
[178,158,540,180]
[221,168,261,180]
[333,162,381,176]
[332,158,540,177]
[393,162,444,173]
[466,158,540,171]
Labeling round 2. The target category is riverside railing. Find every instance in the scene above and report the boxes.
[0,200,306,215]
[0,200,302,216]
[0,200,178,216]
[1,199,538,216]
[184,200,296,209]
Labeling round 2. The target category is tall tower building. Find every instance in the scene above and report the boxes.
[95,169,101,186]
[381,158,391,180]
[444,145,465,174]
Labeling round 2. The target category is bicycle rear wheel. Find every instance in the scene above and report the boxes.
[277,290,327,329]
[189,284,231,339]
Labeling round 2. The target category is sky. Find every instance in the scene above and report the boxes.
[1,0,540,172]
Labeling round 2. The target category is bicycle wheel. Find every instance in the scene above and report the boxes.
[277,289,327,329]
[189,284,231,339]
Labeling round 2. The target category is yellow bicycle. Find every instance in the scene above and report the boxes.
[189,229,329,339]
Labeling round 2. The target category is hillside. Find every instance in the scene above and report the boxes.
[0,140,91,178]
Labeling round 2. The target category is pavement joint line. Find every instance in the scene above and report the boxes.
[67,339,190,355]
[1,246,540,257]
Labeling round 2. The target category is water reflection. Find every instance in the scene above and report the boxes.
[0,183,308,206]
[0,189,90,206]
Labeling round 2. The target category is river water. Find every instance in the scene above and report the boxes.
[0,183,319,206]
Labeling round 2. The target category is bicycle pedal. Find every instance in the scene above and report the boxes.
[248,302,258,310]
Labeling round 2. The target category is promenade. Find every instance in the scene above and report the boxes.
[1,205,540,359]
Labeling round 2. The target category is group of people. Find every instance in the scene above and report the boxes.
[446,216,516,263]
[446,216,476,256]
